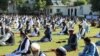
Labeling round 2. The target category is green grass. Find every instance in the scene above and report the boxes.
[0,24,100,56]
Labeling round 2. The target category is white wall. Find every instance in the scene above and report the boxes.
[49,6,67,15]
[66,4,92,16]
[49,4,92,16]
[82,4,91,15]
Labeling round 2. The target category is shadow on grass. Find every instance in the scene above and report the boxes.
[43,49,57,53]
[89,37,100,39]
[56,41,66,44]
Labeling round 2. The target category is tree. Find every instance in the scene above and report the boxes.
[38,0,46,10]
[17,5,31,14]
[35,0,46,11]
[62,0,70,5]
[15,0,25,7]
[86,0,90,3]
[33,0,46,15]
[91,0,100,12]
[74,0,87,6]
[17,1,33,14]
[46,0,53,6]
[0,0,8,10]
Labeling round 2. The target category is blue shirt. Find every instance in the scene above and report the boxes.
[82,43,99,56]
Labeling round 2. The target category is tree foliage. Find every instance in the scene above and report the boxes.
[74,0,87,6]
[16,0,32,14]
[62,0,70,5]
[35,0,46,10]
[46,0,53,6]
[0,0,8,10]
[91,0,100,12]
[17,5,31,14]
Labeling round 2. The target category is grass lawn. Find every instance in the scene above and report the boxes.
[0,24,100,56]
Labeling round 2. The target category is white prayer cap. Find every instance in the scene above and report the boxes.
[46,23,50,26]
[6,26,11,31]
[31,43,40,51]
[68,28,74,31]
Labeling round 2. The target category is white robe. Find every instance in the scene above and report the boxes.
[31,28,39,36]
[0,33,11,45]
[29,19,34,27]
[67,21,74,30]
[6,37,30,56]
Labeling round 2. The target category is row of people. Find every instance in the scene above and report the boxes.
[0,15,99,56]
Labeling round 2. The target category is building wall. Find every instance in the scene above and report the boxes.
[82,4,91,15]
[49,6,67,15]
[48,4,93,16]
[66,4,92,16]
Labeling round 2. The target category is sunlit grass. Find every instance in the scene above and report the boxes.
[0,24,100,56]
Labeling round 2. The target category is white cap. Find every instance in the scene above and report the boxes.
[46,23,50,26]
[31,43,40,51]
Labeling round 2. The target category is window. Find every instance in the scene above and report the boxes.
[68,9,70,16]
[56,9,60,13]
[74,8,77,16]
[50,9,52,13]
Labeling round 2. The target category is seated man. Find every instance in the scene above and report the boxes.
[5,28,15,46]
[58,21,68,35]
[0,27,14,46]
[25,21,31,34]
[67,19,75,31]
[94,32,100,38]
[30,26,40,37]
[79,37,100,56]
[51,19,56,31]
[63,29,77,51]
[55,47,66,56]
[91,20,96,27]
[40,24,52,42]
[6,32,31,56]
[18,21,23,31]
[30,43,46,56]
[77,24,86,39]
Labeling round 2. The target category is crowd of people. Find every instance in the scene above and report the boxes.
[0,14,100,56]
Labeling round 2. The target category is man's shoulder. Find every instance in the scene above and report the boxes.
[40,51,46,56]
[88,42,96,47]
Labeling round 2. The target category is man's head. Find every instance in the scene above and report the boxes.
[31,43,40,54]
[83,37,91,45]
[69,29,74,35]
[55,47,66,56]
[46,23,50,28]
[5,27,10,33]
